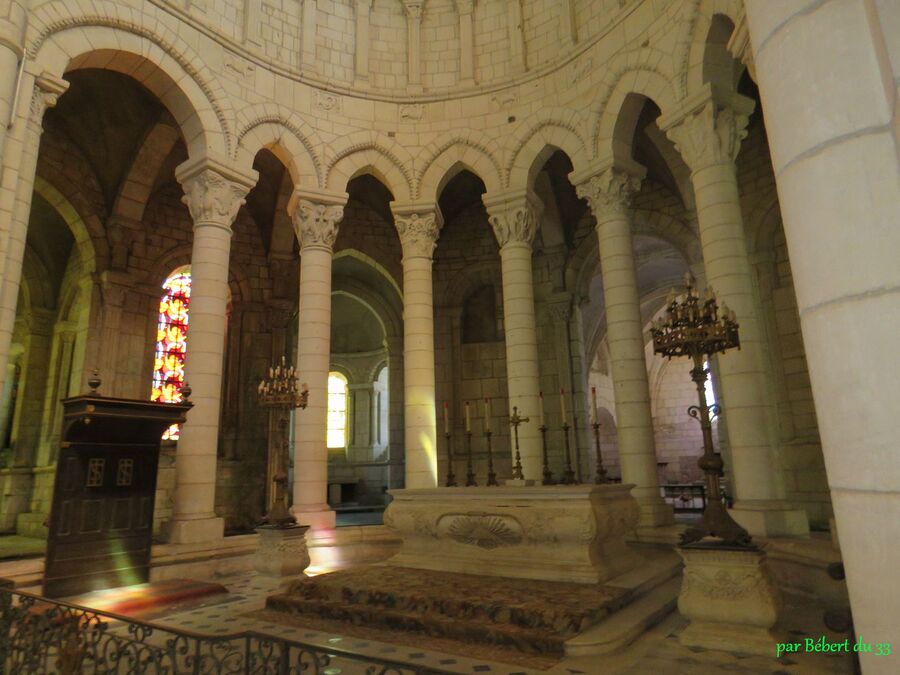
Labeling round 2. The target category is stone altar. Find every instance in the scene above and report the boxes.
[382,484,641,584]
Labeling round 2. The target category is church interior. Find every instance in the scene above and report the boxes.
[0,0,896,673]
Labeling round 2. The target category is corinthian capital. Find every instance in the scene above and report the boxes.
[482,189,543,248]
[28,72,69,124]
[391,202,442,260]
[403,0,423,19]
[659,86,755,173]
[176,156,257,230]
[575,163,644,221]
[290,188,347,250]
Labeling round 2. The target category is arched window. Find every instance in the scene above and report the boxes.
[327,372,348,449]
[704,360,717,415]
[152,267,191,440]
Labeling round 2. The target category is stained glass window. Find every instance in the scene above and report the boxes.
[327,372,348,449]
[152,268,191,440]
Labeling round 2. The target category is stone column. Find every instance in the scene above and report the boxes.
[0,73,69,402]
[507,0,526,73]
[243,0,262,45]
[168,156,256,544]
[559,0,576,46]
[300,0,318,72]
[454,0,475,85]
[659,86,808,536]
[482,190,543,480]
[291,189,346,529]
[0,1,26,158]
[745,2,899,669]
[354,0,373,82]
[402,1,423,91]
[573,161,673,527]
[390,202,441,489]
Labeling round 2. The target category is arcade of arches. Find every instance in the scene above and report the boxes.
[0,0,897,672]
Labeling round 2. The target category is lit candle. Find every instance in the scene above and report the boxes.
[484,398,491,434]
[465,401,471,433]
[559,388,567,423]
[538,391,545,427]
[591,386,598,425]
[443,401,449,435]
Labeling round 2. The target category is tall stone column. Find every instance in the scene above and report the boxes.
[454,0,475,85]
[745,2,899,669]
[0,1,26,159]
[659,87,808,536]
[482,190,543,481]
[354,0,373,82]
[0,73,68,403]
[573,161,673,527]
[390,202,441,489]
[168,157,256,544]
[291,189,346,529]
[402,1,423,91]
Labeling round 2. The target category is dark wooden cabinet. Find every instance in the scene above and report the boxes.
[43,394,191,598]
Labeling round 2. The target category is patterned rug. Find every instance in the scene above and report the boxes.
[263,565,629,660]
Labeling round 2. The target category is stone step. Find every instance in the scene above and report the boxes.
[564,576,681,657]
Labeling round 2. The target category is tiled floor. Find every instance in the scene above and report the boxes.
[107,572,854,675]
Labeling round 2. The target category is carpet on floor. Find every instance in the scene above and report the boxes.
[64,578,228,617]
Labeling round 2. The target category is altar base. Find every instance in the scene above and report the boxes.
[254,525,310,577]
[383,484,641,584]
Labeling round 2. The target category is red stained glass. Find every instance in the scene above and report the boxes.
[152,270,191,440]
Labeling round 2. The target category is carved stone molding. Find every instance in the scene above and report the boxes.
[292,199,344,250]
[403,0,423,19]
[28,72,69,125]
[313,89,341,112]
[179,169,252,229]
[393,208,441,259]
[575,166,643,221]
[483,190,543,248]
[439,513,523,549]
[399,103,425,120]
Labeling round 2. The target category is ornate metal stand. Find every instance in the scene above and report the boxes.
[591,421,608,484]
[509,406,529,480]
[651,275,751,548]
[484,429,498,486]
[258,357,309,527]
[444,431,457,487]
[540,425,554,485]
[465,430,477,487]
[560,422,577,485]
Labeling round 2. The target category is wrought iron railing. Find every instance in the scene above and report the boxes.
[0,580,456,675]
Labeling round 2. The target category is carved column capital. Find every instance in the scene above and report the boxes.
[403,0,423,19]
[454,0,475,15]
[28,72,68,124]
[658,85,755,173]
[482,189,543,248]
[290,188,347,251]
[391,201,443,260]
[176,156,257,231]
[574,162,644,221]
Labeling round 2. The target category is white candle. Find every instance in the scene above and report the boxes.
[591,386,598,425]
[538,392,545,427]
[559,388,567,423]
[465,401,471,432]
[485,398,491,422]
[443,402,449,435]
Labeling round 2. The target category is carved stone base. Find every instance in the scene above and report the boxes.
[383,485,641,584]
[255,525,311,577]
[677,545,781,656]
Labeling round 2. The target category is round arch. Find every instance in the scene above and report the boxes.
[418,135,504,201]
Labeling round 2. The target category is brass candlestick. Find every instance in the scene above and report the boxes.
[560,422,577,485]
[540,425,554,485]
[257,356,309,527]
[485,428,498,486]
[465,430,477,487]
[509,406,529,480]
[591,421,608,484]
[651,274,751,548]
[444,431,457,487]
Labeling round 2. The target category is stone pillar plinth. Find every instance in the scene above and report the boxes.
[677,545,780,656]
[291,189,347,530]
[255,525,311,577]
[660,87,808,537]
[390,202,441,490]
[573,161,673,528]
[383,485,641,584]
[483,190,544,482]
[169,156,257,544]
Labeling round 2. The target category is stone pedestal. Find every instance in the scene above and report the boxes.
[383,485,641,584]
[254,525,311,577]
[677,545,780,656]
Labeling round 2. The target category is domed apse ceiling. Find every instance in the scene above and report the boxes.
[330,294,385,354]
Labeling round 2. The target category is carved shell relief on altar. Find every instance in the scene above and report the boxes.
[437,513,523,549]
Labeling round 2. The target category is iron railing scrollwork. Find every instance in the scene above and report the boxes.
[0,582,456,675]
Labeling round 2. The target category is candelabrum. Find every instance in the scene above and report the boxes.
[509,406,529,480]
[484,427,499,486]
[560,421,577,485]
[444,430,457,487]
[465,429,477,487]
[591,420,608,484]
[540,425,554,485]
[257,356,309,528]
[651,273,751,548]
